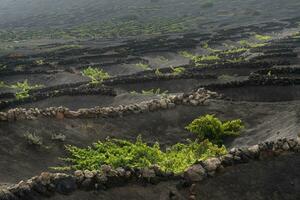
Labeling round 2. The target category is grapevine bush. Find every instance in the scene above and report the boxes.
[186,114,244,145]
[57,136,227,174]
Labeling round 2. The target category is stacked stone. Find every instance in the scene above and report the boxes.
[0,89,218,122]
[0,165,178,200]
[1,138,299,199]
[183,137,300,183]
[0,85,116,111]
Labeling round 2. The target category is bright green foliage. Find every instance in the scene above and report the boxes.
[202,43,209,49]
[82,67,110,84]
[238,40,267,48]
[193,55,220,66]
[35,59,45,65]
[10,80,43,100]
[171,66,185,75]
[255,34,272,41]
[180,51,220,65]
[161,139,227,173]
[224,47,248,54]
[186,114,244,144]
[57,137,227,173]
[222,119,244,136]
[15,91,30,100]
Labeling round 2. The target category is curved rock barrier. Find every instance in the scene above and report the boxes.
[203,75,300,91]
[0,137,299,200]
[0,89,218,122]
[0,86,116,111]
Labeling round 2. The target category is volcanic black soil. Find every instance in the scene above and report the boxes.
[1,1,300,199]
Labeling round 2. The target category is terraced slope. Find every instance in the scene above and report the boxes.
[1,1,300,199]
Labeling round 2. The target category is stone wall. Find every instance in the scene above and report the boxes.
[204,75,300,91]
[1,137,299,200]
[0,85,116,110]
[0,89,218,122]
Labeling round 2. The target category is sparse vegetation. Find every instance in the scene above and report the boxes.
[186,114,244,145]
[227,57,245,63]
[179,51,195,59]
[34,59,45,65]
[193,55,220,66]
[155,68,163,76]
[24,132,43,146]
[170,66,185,75]
[82,67,110,84]
[238,40,267,48]
[10,80,43,100]
[56,136,227,173]
[135,62,151,70]
[0,16,195,42]
[131,88,168,96]
[179,51,220,66]
[202,43,220,53]
[51,133,66,142]
[255,34,272,41]
[0,64,7,71]
[157,56,169,63]
[223,47,248,54]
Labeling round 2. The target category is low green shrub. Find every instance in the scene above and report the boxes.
[255,34,272,41]
[171,66,185,75]
[186,114,244,145]
[238,40,267,48]
[82,67,110,84]
[10,80,43,100]
[55,136,227,173]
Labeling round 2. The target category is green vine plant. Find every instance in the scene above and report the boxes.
[254,34,272,41]
[10,80,43,100]
[186,114,244,145]
[179,50,220,66]
[54,115,243,174]
[53,136,227,173]
[82,66,110,84]
[238,40,267,48]
[170,66,185,75]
